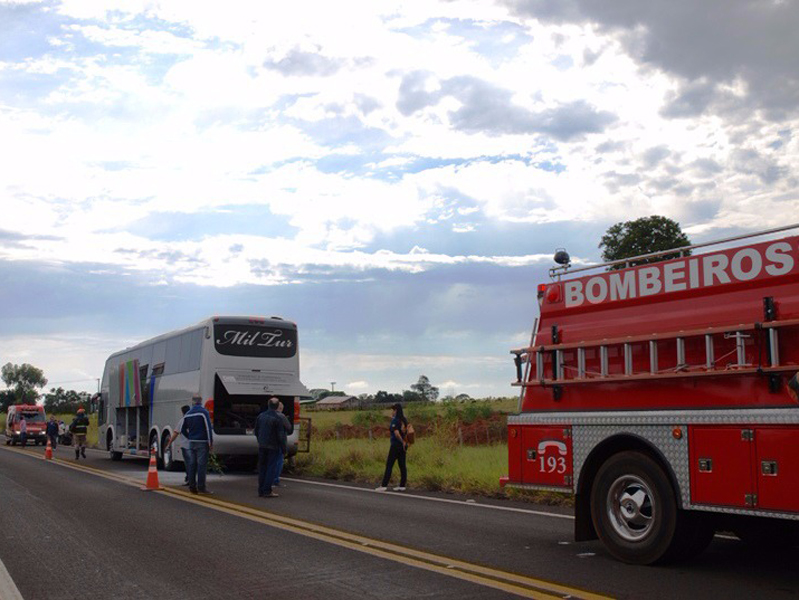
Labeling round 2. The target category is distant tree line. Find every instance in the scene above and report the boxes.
[310,375,442,405]
[1,362,90,414]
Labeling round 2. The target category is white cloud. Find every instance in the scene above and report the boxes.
[345,380,369,390]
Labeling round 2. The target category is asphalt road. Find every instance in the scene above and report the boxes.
[1,439,798,600]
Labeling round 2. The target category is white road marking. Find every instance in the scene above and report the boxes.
[0,557,24,600]
[280,477,576,520]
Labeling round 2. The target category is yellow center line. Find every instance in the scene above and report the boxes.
[0,445,613,600]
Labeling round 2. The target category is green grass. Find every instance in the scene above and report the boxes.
[294,436,570,505]
[307,397,521,433]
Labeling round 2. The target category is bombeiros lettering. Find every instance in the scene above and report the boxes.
[563,241,796,308]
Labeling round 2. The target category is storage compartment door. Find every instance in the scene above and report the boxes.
[755,427,799,513]
[689,426,754,508]
[520,426,572,488]
[507,425,523,484]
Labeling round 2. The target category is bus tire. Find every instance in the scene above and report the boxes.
[107,432,122,461]
[590,451,677,565]
[150,432,164,469]
[162,432,178,472]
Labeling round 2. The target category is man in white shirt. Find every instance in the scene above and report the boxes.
[165,405,190,485]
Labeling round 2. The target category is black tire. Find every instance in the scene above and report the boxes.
[107,432,123,461]
[590,451,678,565]
[11,438,16,446]
[149,433,164,470]
[162,432,179,472]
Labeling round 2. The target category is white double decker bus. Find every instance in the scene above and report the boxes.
[98,316,310,470]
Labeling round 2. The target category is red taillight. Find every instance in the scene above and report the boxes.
[294,398,300,424]
[205,399,214,421]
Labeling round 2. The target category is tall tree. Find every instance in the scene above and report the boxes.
[43,387,83,414]
[599,216,691,270]
[1,363,47,404]
[0,389,16,413]
[410,375,439,402]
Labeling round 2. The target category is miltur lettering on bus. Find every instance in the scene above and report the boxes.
[217,329,294,348]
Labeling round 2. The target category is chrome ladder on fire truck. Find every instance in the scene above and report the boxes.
[511,317,799,388]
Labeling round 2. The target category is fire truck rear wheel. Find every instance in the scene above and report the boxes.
[590,451,677,565]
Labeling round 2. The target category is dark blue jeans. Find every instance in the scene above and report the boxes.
[381,444,407,487]
[258,448,280,495]
[274,452,284,485]
[185,442,209,491]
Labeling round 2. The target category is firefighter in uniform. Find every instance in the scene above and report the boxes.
[70,407,90,460]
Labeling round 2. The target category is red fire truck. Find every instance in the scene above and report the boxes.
[503,226,799,564]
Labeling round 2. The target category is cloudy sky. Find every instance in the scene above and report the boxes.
[1,0,798,399]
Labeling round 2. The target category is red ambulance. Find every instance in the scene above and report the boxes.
[5,404,48,446]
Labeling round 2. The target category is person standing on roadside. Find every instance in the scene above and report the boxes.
[19,416,27,448]
[165,405,191,485]
[46,415,59,451]
[254,397,282,498]
[181,394,213,495]
[273,401,292,488]
[70,407,89,460]
[375,403,408,492]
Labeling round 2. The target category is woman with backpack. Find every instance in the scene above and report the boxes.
[375,403,410,492]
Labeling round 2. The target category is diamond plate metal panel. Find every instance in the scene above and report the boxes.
[508,408,799,426]
[571,424,691,507]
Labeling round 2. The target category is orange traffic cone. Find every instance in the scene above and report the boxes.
[142,445,164,491]
[45,438,53,460]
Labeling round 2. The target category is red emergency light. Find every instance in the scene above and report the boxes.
[537,284,562,303]
[546,284,561,303]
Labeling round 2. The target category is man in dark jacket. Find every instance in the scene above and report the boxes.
[254,397,282,498]
[273,401,292,488]
[46,415,59,451]
[180,395,213,494]
[69,408,90,459]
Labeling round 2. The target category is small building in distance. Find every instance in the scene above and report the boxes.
[315,395,360,410]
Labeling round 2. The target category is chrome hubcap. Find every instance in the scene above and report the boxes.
[606,475,655,542]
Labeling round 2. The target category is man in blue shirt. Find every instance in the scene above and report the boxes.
[254,397,282,498]
[181,394,213,495]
